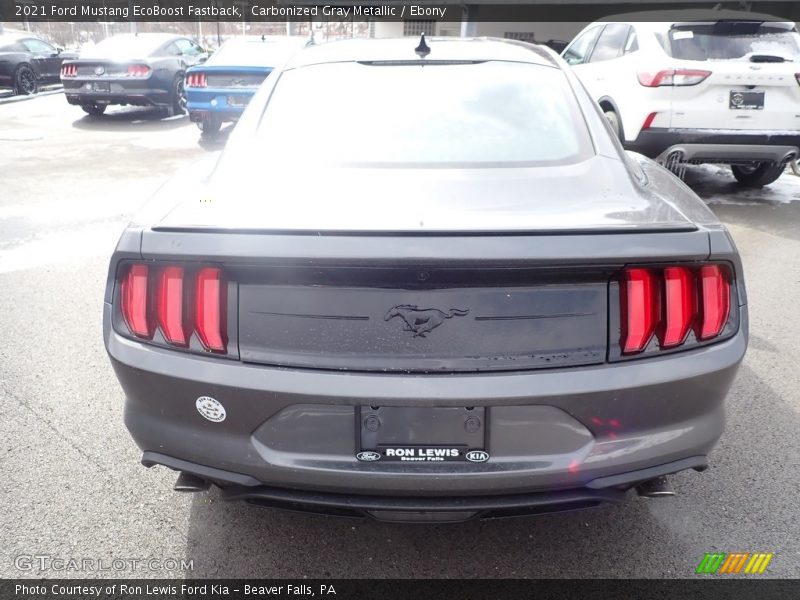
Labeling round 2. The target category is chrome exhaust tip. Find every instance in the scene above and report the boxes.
[636,476,675,499]
[174,471,210,493]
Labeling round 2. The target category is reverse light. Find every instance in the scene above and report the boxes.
[195,267,226,353]
[127,64,151,77]
[156,266,187,346]
[120,264,153,339]
[619,264,733,355]
[186,73,207,88]
[637,69,711,87]
[61,64,77,77]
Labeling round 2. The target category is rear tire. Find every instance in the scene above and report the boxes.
[731,163,786,187]
[198,117,221,136]
[81,103,106,116]
[167,76,186,117]
[13,65,37,96]
[603,109,622,141]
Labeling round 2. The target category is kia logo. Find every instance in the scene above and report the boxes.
[465,450,490,463]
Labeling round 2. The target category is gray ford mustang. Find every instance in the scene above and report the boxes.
[104,37,748,522]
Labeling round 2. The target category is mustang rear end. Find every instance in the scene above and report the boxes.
[104,37,747,522]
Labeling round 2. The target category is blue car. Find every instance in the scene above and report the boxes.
[185,36,309,135]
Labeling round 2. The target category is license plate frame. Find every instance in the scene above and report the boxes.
[729,90,764,110]
[93,81,110,92]
[227,95,250,107]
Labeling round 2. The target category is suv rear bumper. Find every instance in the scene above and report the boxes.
[626,128,800,164]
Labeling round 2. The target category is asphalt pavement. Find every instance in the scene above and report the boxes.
[1,92,799,579]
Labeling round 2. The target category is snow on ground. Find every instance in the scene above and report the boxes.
[685,164,800,206]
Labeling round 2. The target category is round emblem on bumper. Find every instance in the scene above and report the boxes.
[94,66,105,76]
[196,396,226,422]
[356,451,381,462]
[465,450,490,463]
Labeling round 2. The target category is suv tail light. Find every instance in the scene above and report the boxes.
[127,64,151,77]
[618,264,733,355]
[186,72,207,88]
[117,263,227,353]
[61,64,77,77]
[637,69,711,87]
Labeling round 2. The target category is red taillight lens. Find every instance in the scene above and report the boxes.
[619,264,732,355]
[127,64,151,77]
[637,69,711,87]
[660,267,696,348]
[186,73,207,88]
[120,264,153,339]
[621,268,659,354]
[699,265,730,340]
[195,267,226,353]
[61,64,77,77]
[156,266,187,346]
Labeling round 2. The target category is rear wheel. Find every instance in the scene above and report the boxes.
[731,162,786,187]
[167,76,186,116]
[198,117,221,136]
[81,103,106,116]
[13,65,37,95]
[603,109,622,141]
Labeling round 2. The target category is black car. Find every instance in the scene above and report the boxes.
[60,33,207,116]
[0,33,77,95]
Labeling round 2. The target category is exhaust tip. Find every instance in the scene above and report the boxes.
[174,471,210,493]
[636,476,675,499]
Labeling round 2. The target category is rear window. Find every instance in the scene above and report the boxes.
[668,21,800,61]
[209,40,305,67]
[81,35,166,59]
[253,61,593,167]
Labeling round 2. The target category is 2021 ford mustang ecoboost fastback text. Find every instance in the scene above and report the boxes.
[104,37,747,522]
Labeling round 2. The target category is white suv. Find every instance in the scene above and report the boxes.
[562,11,800,186]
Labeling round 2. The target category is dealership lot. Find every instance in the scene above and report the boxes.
[1,93,799,578]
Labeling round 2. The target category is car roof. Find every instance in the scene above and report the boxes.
[101,33,183,43]
[284,37,558,70]
[599,9,795,30]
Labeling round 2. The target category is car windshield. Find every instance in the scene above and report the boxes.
[208,40,305,67]
[669,22,800,61]
[81,35,166,59]
[253,61,592,167]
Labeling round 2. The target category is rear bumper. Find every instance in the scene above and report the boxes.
[63,79,170,107]
[626,128,800,164]
[106,297,747,501]
[186,90,252,122]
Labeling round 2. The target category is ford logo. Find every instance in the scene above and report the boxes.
[356,451,381,462]
[465,450,490,463]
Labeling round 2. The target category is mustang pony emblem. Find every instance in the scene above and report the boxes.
[384,305,469,337]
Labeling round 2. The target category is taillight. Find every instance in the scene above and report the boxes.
[660,267,695,348]
[795,73,800,86]
[120,264,153,339]
[156,266,187,346]
[127,64,151,77]
[637,69,711,87]
[698,265,730,340]
[620,268,659,354]
[117,263,226,353]
[61,64,77,77]
[619,264,732,355]
[641,112,658,131]
[195,267,226,353]
[186,72,207,88]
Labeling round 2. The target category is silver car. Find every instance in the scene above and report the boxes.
[104,37,747,523]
